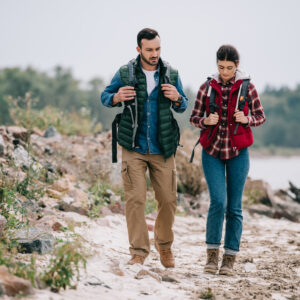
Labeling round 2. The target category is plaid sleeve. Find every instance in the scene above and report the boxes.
[246,82,266,127]
[190,82,207,129]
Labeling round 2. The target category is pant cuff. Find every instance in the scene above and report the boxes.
[224,247,239,256]
[206,243,220,250]
[129,248,149,258]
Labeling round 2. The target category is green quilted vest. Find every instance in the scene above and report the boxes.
[117,56,180,159]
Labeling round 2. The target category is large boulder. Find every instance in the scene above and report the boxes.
[12,145,33,169]
[175,149,206,196]
[6,126,29,142]
[51,178,72,193]
[58,189,89,216]
[0,265,33,296]
[244,178,273,206]
[244,178,300,222]
[12,227,55,254]
[34,215,66,232]
[44,126,60,138]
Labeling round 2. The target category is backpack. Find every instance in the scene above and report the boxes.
[189,79,250,163]
[112,59,172,163]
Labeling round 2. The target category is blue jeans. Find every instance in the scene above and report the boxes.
[202,148,249,252]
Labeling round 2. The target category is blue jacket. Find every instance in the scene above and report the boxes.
[101,64,188,155]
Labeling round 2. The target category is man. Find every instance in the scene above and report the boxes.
[101,28,188,267]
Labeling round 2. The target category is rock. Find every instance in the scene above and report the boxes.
[147,223,154,231]
[244,262,257,273]
[67,188,89,204]
[58,196,88,216]
[287,181,300,204]
[7,126,29,142]
[84,276,111,289]
[177,192,210,217]
[51,178,72,192]
[0,265,33,296]
[135,269,161,283]
[109,200,125,215]
[47,188,63,199]
[44,145,53,155]
[35,215,65,232]
[21,199,42,214]
[40,195,57,207]
[110,259,124,276]
[99,206,113,217]
[12,227,55,254]
[247,204,274,218]
[12,145,32,168]
[150,268,180,283]
[244,178,274,206]
[43,161,55,173]
[44,126,60,138]
[0,134,5,155]
[247,195,300,222]
[175,149,207,196]
[271,195,300,222]
[0,215,7,235]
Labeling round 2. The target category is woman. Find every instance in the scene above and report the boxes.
[190,45,266,275]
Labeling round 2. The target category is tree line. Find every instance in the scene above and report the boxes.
[0,66,299,148]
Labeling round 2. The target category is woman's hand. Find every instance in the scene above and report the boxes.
[234,110,248,124]
[204,112,219,125]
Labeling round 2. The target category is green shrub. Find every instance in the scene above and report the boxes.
[8,93,101,136]
[41,241,87,292]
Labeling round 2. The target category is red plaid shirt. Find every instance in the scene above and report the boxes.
[190,76,266,160]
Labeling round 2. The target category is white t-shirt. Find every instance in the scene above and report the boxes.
[142,68,156,96]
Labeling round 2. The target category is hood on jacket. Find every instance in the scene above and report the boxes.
[208,69,251,82]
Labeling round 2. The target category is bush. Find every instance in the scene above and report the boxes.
[175,149,206,196]
[8,93,101,136]
[41,241,87,292]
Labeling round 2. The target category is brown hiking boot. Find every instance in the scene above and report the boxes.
[204,249,219,274]
[155,241,175,268]
[219,254,236,275]
[127,255,145,265]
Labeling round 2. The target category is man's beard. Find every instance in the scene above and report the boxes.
[140,52,159,66]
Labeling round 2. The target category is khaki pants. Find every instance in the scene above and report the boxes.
[121,147,177,258]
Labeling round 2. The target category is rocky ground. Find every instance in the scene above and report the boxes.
[12,210,300,300]
[0,125,299,299]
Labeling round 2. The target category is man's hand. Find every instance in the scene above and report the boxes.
[113,86,136,105]
[161,84,180,101]
[204,112,219,126]
[234,110,248,124]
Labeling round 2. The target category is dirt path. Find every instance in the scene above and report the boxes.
[28,211,299,300]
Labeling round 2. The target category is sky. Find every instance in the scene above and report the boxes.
[1,0,300,92]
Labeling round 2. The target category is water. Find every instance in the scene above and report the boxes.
[249,156,300,190]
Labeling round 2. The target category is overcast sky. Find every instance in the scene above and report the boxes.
[1,0,300,92]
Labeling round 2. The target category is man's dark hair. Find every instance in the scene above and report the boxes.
[137,28,160,48]
[217,45,240,65]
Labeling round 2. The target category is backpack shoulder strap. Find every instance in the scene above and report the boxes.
[233,79,251,135]
[189,79,211,163]
[128,58,137,87]
[207,78,219,114]
[237,79,250,111]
